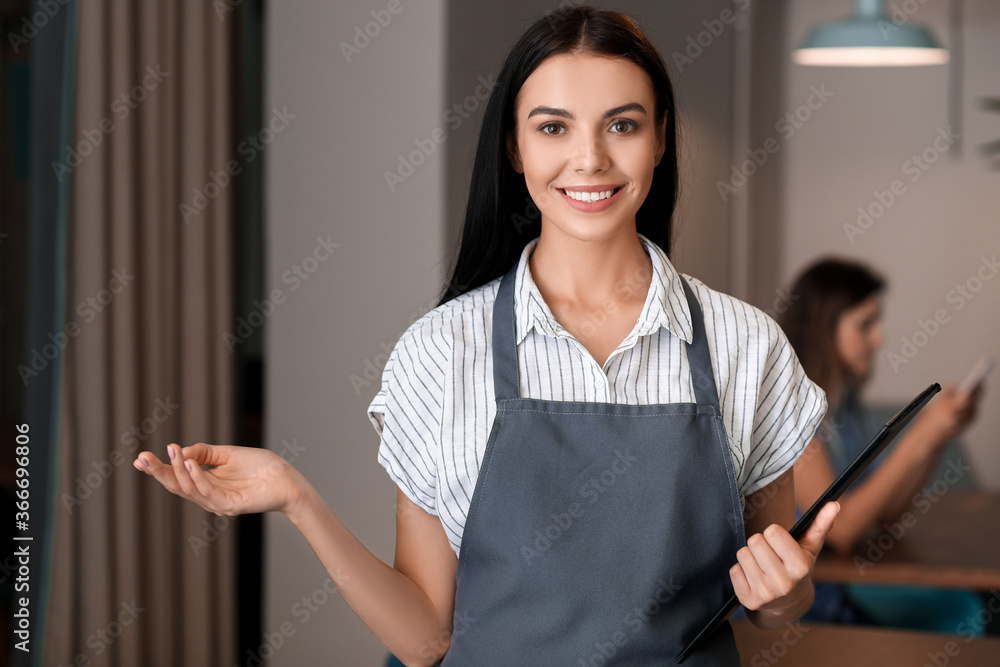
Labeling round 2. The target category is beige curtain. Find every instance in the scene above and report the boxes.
[45,1,238,665]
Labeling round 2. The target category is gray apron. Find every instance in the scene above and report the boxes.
[439,264,746,665]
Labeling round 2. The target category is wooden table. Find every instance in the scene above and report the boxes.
[813,491,1000,590]
[733,620,1000,666]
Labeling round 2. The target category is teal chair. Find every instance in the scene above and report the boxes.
[386,654,442,666]
[845,584,985,636]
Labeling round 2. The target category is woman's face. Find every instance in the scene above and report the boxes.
[835,295,885,382]
[506,52,666,244]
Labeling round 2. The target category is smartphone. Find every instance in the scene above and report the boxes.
[959,356,995,396]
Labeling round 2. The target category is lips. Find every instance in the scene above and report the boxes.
[558,185,625,212]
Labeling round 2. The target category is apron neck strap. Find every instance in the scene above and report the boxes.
[679,278,721,409]
[493,264,521,400]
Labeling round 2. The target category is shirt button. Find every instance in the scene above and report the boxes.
[594,376,605,389]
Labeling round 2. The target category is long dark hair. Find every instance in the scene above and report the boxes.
[439,6,680,305]
[778,258,885,402]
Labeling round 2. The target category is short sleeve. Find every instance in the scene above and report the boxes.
[366,321,447,516]
[742,315,827,496]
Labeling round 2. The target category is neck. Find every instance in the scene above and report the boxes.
[528,225,652,307]
[829,374,863,414]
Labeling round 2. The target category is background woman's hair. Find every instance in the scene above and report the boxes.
[439,5,680,305]
[778,257,885,400]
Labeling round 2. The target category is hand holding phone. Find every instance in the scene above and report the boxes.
[959,356,995,397]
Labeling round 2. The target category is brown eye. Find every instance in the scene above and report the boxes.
[610,119,639,133]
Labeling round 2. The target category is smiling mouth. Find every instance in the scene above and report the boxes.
[560,187,622,203]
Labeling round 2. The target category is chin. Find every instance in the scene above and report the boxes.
[546,220,634,244]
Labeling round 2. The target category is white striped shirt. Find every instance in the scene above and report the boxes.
[368,235,826,556]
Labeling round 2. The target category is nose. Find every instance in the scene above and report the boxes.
[871,321,885,350]
[571,128,611,173]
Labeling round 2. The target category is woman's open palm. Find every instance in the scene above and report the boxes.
[134,443,304,517]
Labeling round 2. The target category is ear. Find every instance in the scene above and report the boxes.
[506,131,523,173]
[653,114,668,167]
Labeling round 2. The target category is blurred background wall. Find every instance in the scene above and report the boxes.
[264,1,446,665]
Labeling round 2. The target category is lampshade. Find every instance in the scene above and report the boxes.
[794,0,948,66]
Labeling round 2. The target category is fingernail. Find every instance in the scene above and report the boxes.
[133,461,145,472]
[184,460,193,473]
[138,457,150,469]
[168,446,176,461]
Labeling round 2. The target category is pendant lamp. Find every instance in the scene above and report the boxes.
[794,0,948,66]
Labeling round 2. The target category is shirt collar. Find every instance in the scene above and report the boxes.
[512,234,693,347]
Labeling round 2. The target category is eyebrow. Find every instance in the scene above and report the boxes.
[526,102,647,120]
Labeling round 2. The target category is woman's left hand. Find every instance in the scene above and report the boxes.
[730,501,840,626]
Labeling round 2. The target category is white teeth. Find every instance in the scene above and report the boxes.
[564,188,615,202]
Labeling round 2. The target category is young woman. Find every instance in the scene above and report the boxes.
[780,258,983,626]
[134,7,838,664]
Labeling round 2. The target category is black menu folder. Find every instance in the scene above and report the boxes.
[676,382,942,663]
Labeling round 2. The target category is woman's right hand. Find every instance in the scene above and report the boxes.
[912,383,983,452]
[133,443,308,517]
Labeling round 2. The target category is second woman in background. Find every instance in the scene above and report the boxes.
[779,258,984,628]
